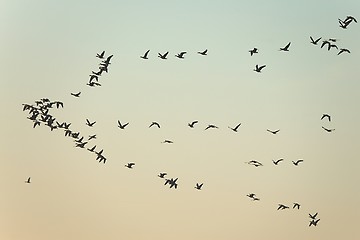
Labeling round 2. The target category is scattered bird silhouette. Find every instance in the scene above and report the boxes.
[293,203,301,209]
[162,140,173,144]
[165,178,178,189]
[337,48,350,55]
[88,134,97,140]
[195,183,203,190]
[87,145,96,152]
[149,121,161,128]
[254,64,266,73]
[272,158,284,165]
[25,177,31,184]
[117,120,129,129]
[96,51,105,59]
[158,52,169,59]
[71,92,81,97]
[228,123,241,132]
[309,219,320,227]
[322,126,335,132]
[279,42,291,51]
[246,160,263,167]
[309,212,318,220]
[205,124,218,130]
[175,52,187,59]
[86,119,96,127]
[197,49,208,55]
[310,36,322,45]
[140,50,150,59]
[321,114,331,122]
[292,159,304,166]
[267,129,280,134]
[249,47,258,56]
[158,173,167,178]
[277,204,289,210]
[125,162,135,169]
[188,120,198,128]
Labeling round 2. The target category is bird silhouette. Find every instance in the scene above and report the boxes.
[71,92,81,97]
[327,44,338,51]
[158,173,167,178]
[188,120,198,128]
[87,145,96,152]
[87,82,101,87]
[228,123,241,132]
[165,178,178,189]
[309,219,320,227]
[102,55,113,65]
[158,52,169,59]
[140,50,150,59]
[149,121,161,128]
[175,52,187,59]
[88,134,96,140]
[309,212,318,219]
[246,160,263,167]
[117,120,129,129]
[292,159,304,166]
[277,204,289,210]
[254,64,266,73]
[96,51,105,59]
[195,183,203,190]
[267,129,280,134]
[197,49,208,55]
[162,140,173,144]
[25,177,31,184]
[279,42,291,51]
[321,40,330,49]
[205,124,218,130]
[89,74,99,82]
[337,48,350,55]
[249,47,258,56]
[322,126,335,132]
[125,163,135,169]
[86,119,96,127]
[339,19,350,29]
[293,203,301,209]
[272,158,284,165]
[310,36,321,45]
[321,114,331,122]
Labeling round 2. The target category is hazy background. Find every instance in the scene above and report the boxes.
[1,0,359,239]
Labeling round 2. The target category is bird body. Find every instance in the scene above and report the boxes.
[254,64,266,73]
[195,183,203,190]
[228,123,241,132]
[279,42,291,51]
[197,49,208,55]
[158,52,169,59]
[141,50,150,59]
[188,120,198,128]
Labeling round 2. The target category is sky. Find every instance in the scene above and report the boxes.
[1,0,360,239]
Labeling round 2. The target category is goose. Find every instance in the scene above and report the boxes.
[267,129,280,134]
[279,42,291,51]
[228,123,241,132]
[197,49,208,55]
[249,47,258,56]
[292,159,304,166]
[205,124,218,130]
[195,183,203,190]
[96,51,105,59]
[117,120,129,129]
[188,120,198,128]
[158,52,169,59]
[254,64,266,73]
[175,51,187,59]
[86,119,96,127]
[71,92,81,97]
[149,121,161,128]
[272,158,284,165]
[310,36,321,45]
[125,162,135,169]
[140,50,150,59]
[321,114,331,121]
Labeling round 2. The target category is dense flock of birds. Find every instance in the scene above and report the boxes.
[21,15,357,229]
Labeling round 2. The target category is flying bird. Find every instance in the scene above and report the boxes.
[293,203,301,209]
[158,173,167,178]
[71,92,81,97]
[228,123,241,132]
[249,47,258,56]
[322,126,335,132]
[96,51,105,59]
[205,124,218,130]
[165,178,178,189]
[309,212,318,219]
[125,162,135,169]
[149,121,161,128]
[292,159,304,166]
[25,177,31,184]
[162,140,173,144]
[310,36,321,45]
[309,219,320,227]
[272,158,284,165]
[188,120,198,128]
[321,40,331,49]
[86,119,96,127]
[88,134,97,140]
[117,120,129,129]
[158,52,169,59]
[254,64,266,73]
[140,50,150,59]
[279,42,291,51]
[337,48,350,55]
[175,52,187,59]
[197,49,208,55]
[195,183,203,190]
[267,129,280,134]
[321,114,331,122]
[277,204,289,210]
[87,145,96,152]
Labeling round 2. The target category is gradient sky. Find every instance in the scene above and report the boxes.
[1,0,360,239]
